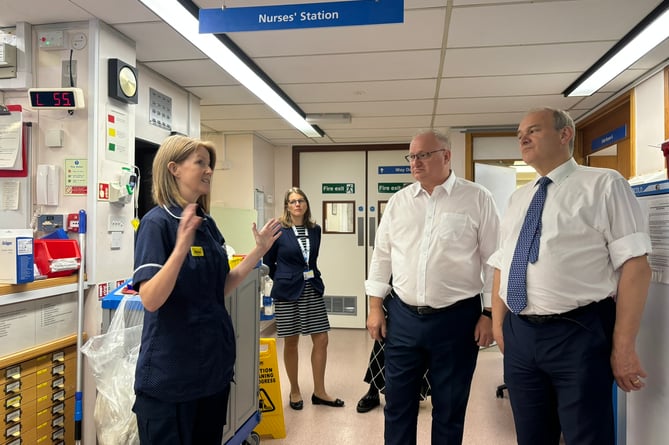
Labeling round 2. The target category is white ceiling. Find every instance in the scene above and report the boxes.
[2,0,668,146]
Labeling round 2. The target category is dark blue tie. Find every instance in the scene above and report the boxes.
[507,177,552,314]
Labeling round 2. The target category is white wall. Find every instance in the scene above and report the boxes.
[135,63,200,143]
[213,134,254,208]
[273,145,294,218]
[450,131,466,176]
[252,134,275,225]
[634,70,666,176]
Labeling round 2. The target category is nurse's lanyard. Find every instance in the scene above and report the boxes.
[293,226,314,280]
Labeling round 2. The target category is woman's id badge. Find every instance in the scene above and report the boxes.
[303,270,314,280]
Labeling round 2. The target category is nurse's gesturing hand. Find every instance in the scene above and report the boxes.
[140,203,203,312]
[175,203,203,254]
[252,218,282,254]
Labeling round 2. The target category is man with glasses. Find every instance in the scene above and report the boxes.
[366,129,500,445]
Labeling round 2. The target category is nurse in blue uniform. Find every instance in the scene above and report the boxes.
[132,135,281,445]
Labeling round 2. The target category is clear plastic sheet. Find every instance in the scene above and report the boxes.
[81,295,144,445]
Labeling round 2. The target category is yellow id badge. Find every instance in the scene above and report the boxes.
[303,270,314,280]
[191,246,204,257]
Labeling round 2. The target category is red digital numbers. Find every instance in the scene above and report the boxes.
[52,92,73,107]
[31,90,75,108]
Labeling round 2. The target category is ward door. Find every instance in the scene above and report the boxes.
[299,147,411,329]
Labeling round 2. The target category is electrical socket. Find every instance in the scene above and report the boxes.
[108,215,125,233]
[38,214,64,233]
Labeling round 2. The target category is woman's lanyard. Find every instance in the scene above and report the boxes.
[292,226,314,279]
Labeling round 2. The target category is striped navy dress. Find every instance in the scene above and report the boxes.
[274,225,331,337]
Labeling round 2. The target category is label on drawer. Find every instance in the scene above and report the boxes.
[5,365,21,380]
[4,380,20,394]
[5,408,20,424]
[5,422,20,438]
[5,394,21,408]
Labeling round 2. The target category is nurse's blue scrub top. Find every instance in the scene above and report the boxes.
[133,204,235,403]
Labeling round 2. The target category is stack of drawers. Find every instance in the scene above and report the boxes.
[2,342,76,445]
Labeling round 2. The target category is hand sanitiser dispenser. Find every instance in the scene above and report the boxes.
[109,166,137,205]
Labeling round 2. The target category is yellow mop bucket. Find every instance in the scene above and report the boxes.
[256,338,286,439]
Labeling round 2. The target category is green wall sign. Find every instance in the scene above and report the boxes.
[322,183,355,194]
[378,182,411,193]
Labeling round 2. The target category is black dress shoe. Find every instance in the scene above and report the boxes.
[311,394,345,407]
[289,398,303,410]
[356,391,380,413]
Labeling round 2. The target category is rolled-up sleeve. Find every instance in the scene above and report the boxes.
[365,198,393,299]
[606,178,652,270]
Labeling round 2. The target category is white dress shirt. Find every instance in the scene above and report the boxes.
[488,158,652,315]
[365,171,500,307]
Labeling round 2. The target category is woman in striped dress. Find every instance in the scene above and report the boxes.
[263,187,344,411]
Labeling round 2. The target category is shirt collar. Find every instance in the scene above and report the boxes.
[533,158,577,187]
[410,169,457,197]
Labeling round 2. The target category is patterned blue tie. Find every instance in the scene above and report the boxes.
[507,176,552,314]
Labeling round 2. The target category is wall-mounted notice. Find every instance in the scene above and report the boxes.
[1,180,19,210]
[0,109,23,172]
[64,158,88,195]
[106,107,129,163]
[0,301,36,356]
[35,292,77,343]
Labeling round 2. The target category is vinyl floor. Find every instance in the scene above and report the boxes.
[259,328,518,445]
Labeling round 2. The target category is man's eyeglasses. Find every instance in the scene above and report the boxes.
[288,199,306,206]
[404,149,445,163]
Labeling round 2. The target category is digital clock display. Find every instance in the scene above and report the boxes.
[27,88,85,110]
[30,91,76,107]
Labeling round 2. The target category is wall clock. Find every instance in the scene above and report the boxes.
[108,58,138,104]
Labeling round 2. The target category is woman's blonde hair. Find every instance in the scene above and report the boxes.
[151,135,216,213]
[280,187,316,228]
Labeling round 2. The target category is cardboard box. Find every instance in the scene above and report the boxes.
[0,229,34,284]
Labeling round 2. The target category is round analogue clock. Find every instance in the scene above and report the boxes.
[119,66,137,98]
[108,58,139,104]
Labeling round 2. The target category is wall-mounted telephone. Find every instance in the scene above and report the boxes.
[36,164,59,206]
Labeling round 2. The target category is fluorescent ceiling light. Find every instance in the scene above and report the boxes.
[305,113,352,124]
[564,3,669,97]
[138,0,323,138]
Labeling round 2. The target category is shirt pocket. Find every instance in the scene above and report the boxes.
[438,213,468,240]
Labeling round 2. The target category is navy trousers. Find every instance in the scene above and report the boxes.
[134,385,230,445]
[384,295,480,445]
[503,298,616,445]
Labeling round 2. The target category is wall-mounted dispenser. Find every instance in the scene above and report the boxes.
[109,166,137,205]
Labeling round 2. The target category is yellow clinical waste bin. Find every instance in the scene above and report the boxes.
[255,338,286,439]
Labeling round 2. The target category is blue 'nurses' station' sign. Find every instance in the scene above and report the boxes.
[199,0,404,33]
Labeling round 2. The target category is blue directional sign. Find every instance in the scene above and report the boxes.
[378,165,411,174]
[199,0,404,33]
[591,125,627,151]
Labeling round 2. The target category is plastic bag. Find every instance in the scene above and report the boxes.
[81,295,144,445]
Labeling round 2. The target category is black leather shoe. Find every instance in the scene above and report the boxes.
[356,391,380,413]
[311,394,344,407]
[289,397,303,410]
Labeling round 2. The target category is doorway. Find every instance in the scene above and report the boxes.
[295,145,411,329]
[134,138,159,221]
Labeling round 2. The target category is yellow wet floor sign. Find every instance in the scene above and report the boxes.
[256,338,286,439]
